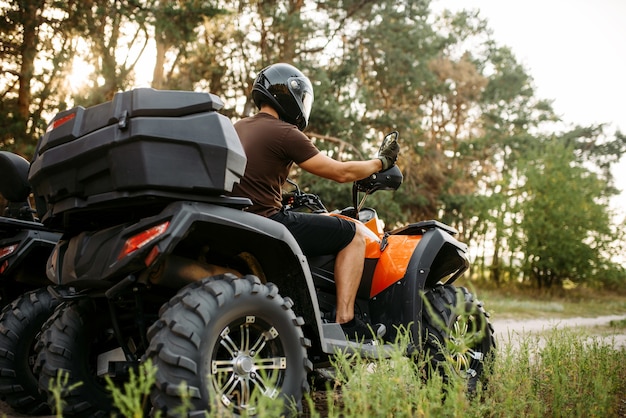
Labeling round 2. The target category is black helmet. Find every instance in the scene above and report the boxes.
[252,63,314,131]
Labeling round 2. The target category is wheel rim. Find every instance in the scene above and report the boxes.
[448,312,484,378]
[211,315,287,413]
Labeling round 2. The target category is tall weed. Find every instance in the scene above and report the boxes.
[44,329,625,417]
[300,327,624,418]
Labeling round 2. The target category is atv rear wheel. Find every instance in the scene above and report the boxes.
[421,284,495,392]
[0,287,63,415]
[34,298,120,416]
[146,274,312,417]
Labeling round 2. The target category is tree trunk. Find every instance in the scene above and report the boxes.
[17,1,43,122]
[152,38,166,89]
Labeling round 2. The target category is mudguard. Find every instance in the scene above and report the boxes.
[369,223,469,343]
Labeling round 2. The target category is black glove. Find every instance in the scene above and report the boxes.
[377,131,399,171]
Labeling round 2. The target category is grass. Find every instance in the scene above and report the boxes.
[462,283,626,320]
[37,285,626,417]
[43,328,620,418]
[299,327,626,418]
[609,318,626,328]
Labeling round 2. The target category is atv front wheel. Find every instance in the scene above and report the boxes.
[421,285,495,392]
[146,274,312,417]
[0,287,64,415]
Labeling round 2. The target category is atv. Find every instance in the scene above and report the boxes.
[0,151,64,414]
[0,151,60,302]
[28,88,495,416]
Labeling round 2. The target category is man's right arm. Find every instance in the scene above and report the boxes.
[298,153,383,183]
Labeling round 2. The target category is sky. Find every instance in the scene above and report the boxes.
[434,0,626,213]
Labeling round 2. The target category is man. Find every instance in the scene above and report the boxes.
[231,63,399,341]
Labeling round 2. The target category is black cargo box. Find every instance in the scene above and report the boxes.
[29,88,248,230]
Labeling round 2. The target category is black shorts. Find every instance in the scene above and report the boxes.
[270,209,356,257]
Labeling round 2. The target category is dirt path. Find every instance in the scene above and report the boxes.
[491,314,626,349]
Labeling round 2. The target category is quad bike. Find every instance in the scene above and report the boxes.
[0,151,60,302]
[0,151,63,414]
[28,88,495,417]
[283,159,495,391]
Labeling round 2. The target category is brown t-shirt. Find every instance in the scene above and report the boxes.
[231,113,319,217]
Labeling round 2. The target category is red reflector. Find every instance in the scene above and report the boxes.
[0,260,7,275]
[46,113,76,133]
[0,244,18,260]
[144,245,160,267]
[118,221,170,261]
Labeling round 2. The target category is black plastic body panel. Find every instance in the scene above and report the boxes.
[0,218,60,292]
[46,201,321,337]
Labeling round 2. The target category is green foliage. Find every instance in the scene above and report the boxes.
[104,359,157,418]
[301,327,625,417]
[306,325,477,418]
[45,315,625,417]
[1,0,624,289]
[518,139,619,288]
[47,369,83,417]
[68,0,156,104]
[473,286,626,320]
[482,329,626,418]
[0,0,83,154]
[609,318,626,328]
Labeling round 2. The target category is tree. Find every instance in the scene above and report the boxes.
[0,0,83,155]
[519,139,619,289]
[299,0,448,223]
[68,0,154,105]
[1,0,623,289]
[150,0,226,90]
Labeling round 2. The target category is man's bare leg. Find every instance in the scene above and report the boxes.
[334,227,366,324]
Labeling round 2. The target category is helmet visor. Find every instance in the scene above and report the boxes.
[288,76,314,124]
[301,89,313,123]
